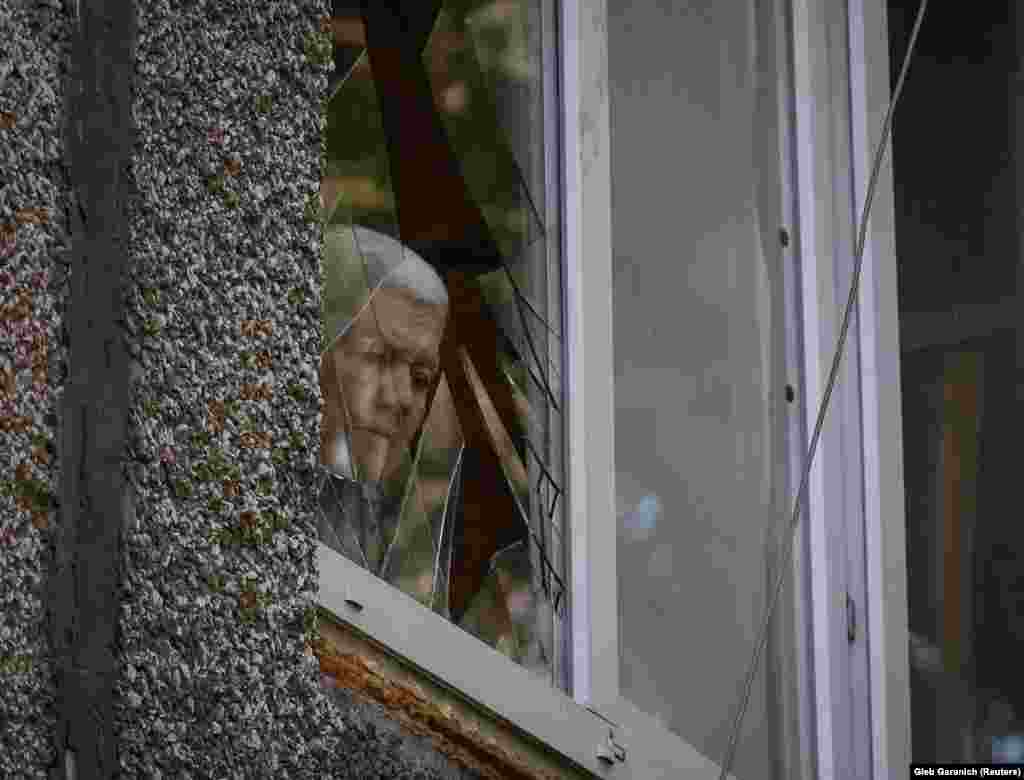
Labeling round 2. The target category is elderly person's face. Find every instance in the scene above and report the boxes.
[330,286,447,483]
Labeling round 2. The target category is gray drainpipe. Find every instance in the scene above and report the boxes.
[48,0,136,777]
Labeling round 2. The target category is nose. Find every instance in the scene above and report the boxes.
[377,360,414,415]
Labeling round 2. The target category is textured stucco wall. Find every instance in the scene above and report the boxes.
[116,0,347,775]
[0,0,71,776]
[0,1,515,777]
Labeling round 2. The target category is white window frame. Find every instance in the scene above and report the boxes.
[846,0,912,774]
[790,0,876,775]
[789,0,913,776]
[315,0,920,777]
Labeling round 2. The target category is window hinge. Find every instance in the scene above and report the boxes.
[596,729,627,765]
[846,592,857,643]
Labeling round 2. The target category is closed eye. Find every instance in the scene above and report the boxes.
[413,370,435,390]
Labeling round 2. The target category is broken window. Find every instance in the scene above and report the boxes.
[319,0,567,687]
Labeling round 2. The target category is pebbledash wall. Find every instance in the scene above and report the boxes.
[0,1,531,778]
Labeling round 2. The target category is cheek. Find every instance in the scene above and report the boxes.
[411,391,434,427]
[335,359,376,417]
[411,392,428,418]
[395,392,426,434]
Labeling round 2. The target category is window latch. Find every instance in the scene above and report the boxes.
[596,729,627,765]
[344,584,364,613]
[344,596,364,612]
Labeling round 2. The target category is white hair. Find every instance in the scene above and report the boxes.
[352,226,448,306]
[324,225,449,351]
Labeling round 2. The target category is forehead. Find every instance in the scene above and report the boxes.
[344,287,446,354]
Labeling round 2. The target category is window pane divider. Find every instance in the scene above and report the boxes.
[560,0,619,713]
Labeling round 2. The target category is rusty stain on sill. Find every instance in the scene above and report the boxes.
[314,620,587,780]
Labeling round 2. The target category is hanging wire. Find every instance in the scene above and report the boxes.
[718,1,929,777]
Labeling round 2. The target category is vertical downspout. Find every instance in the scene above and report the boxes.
[49,0,136,777]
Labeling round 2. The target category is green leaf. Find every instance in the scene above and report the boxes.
[303,606,320,637]
[193,463,214,483]
[303,193,322,224]
[303,31,333,66]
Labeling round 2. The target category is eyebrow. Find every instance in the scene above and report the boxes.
[348,335,384,350]
[349,334,440,374]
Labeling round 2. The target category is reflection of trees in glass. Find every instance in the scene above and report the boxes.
[321,1,565,684]
[324,2,542,258]
[323,46,394,232]
[430,3,543,261]
[465,0,536,83]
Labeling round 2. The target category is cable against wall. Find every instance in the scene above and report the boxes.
[718,1,930,777]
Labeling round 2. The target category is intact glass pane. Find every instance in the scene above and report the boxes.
[608,1,791,777]
[889,0,1024,763]
[319,0,567,690]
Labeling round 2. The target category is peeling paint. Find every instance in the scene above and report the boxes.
[316,633,571,780]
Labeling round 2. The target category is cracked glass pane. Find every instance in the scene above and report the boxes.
[320,0,566,689]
